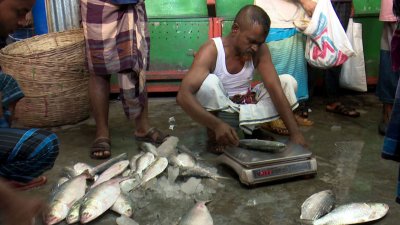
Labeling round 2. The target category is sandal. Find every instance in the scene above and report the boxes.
[6,176,47,191]
[90,137,111,160]
[295,114,314,126]
[326,103,360,118]
[134,127,169,145]
[261,119,290,136]
[296,101,310,118]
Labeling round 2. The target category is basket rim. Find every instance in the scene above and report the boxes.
[0,29,84,57]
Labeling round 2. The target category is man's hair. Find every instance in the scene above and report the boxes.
[233,5,271,35]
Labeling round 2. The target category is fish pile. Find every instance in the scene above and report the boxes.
[300,190,389,225]
[44,136,218,225]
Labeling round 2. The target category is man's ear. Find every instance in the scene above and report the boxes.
[231,22,239,33]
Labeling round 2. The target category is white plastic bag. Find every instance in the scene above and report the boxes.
[339,18,367,92]
[303,0,354,68]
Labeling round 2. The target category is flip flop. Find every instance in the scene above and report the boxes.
[261,119,290,136]
[295,115,314,126]
[134,127,169,145]
[326,103,360,118]
[6,176,47,191]
[90,137,111,160]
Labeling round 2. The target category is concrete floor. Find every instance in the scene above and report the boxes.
[27,93,400,225]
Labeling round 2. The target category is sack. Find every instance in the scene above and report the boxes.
[303,0,354,68]
[339,18,367,92]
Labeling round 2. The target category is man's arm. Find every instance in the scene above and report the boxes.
[297,0,317,16]
[255,44,307,146]
[176,40,239,146]
[0,180,45,225]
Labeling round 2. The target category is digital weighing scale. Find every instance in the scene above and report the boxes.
[218,142,317,185]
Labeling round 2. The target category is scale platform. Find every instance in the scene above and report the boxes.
[218,142,317,185]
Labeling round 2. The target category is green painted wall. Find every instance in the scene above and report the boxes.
[148,18,209,71]
[215,0,254,19]
[146,0,208,18]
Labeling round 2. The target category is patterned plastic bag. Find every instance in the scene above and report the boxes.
[303,0,354,68]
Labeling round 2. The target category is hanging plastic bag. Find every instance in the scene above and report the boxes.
[303,0,354,68]
[339,18,367,92]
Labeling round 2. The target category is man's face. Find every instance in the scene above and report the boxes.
[0,0,35,38]
[235,24,267,61]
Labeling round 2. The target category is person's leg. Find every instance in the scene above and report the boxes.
[325,1,360,117]
[119,70,168,145]
[267,30,311,119]
[89,73,111,159]
[376,22,400,135]
[0,128,59,189]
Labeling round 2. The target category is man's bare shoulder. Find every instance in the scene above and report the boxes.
[196,39,217,58]
[253,43,272,68]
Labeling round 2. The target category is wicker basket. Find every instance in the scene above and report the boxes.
[14,91,90,127]
[0,29,90,127]
[0,29,87,82]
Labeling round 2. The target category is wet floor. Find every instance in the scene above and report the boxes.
[27,93,400,225]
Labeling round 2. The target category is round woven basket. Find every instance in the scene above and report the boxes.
[0,29,90,127]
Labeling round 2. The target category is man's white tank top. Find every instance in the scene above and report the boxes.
[212,37,255,97]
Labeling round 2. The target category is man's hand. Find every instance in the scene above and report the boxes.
[290,131,308,148]
[214,122,240,147]
[1,186,46,225]
[4,196,45,225]
[299,0,317,17]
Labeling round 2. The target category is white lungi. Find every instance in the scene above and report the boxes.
[196,74,299,134]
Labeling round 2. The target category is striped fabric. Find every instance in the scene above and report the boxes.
[0,72,24,107]
[81,0,150,75]
[0,128,59,183]
[266,32,308,101]
[81,0,150,119]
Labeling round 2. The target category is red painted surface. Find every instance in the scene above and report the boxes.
[212,17,222,38]
[207,0,215,5]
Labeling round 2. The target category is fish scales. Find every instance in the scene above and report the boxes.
[179,201,213,225]
[313,203,389,225]
[80,178,126,224]
[301,190,336,221]
[44,173,88,225]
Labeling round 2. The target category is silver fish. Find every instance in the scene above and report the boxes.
[177,144,202,161]
[66,199,82,224]
[90,153,128,176]
[301,190,336,221]
[73,162,93,175]
[140,157,169,185]
[80,178,126,224]
[122,169,131,177]
[44,173,89,225]
[135,152,155,177]
[313,203,389,225]
[91,160,129,188]
[179,201,213,225]
[62,166,79,178]
[129,152,145,172]
[156,136,179,158]
[140,142,159,156]
[170,153,196,168]
[239,139,286,152]
[179,166,228,180]
[111,193,133,217]
[116,215,139,225]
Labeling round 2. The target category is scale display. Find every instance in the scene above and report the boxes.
[218,142,317,185]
